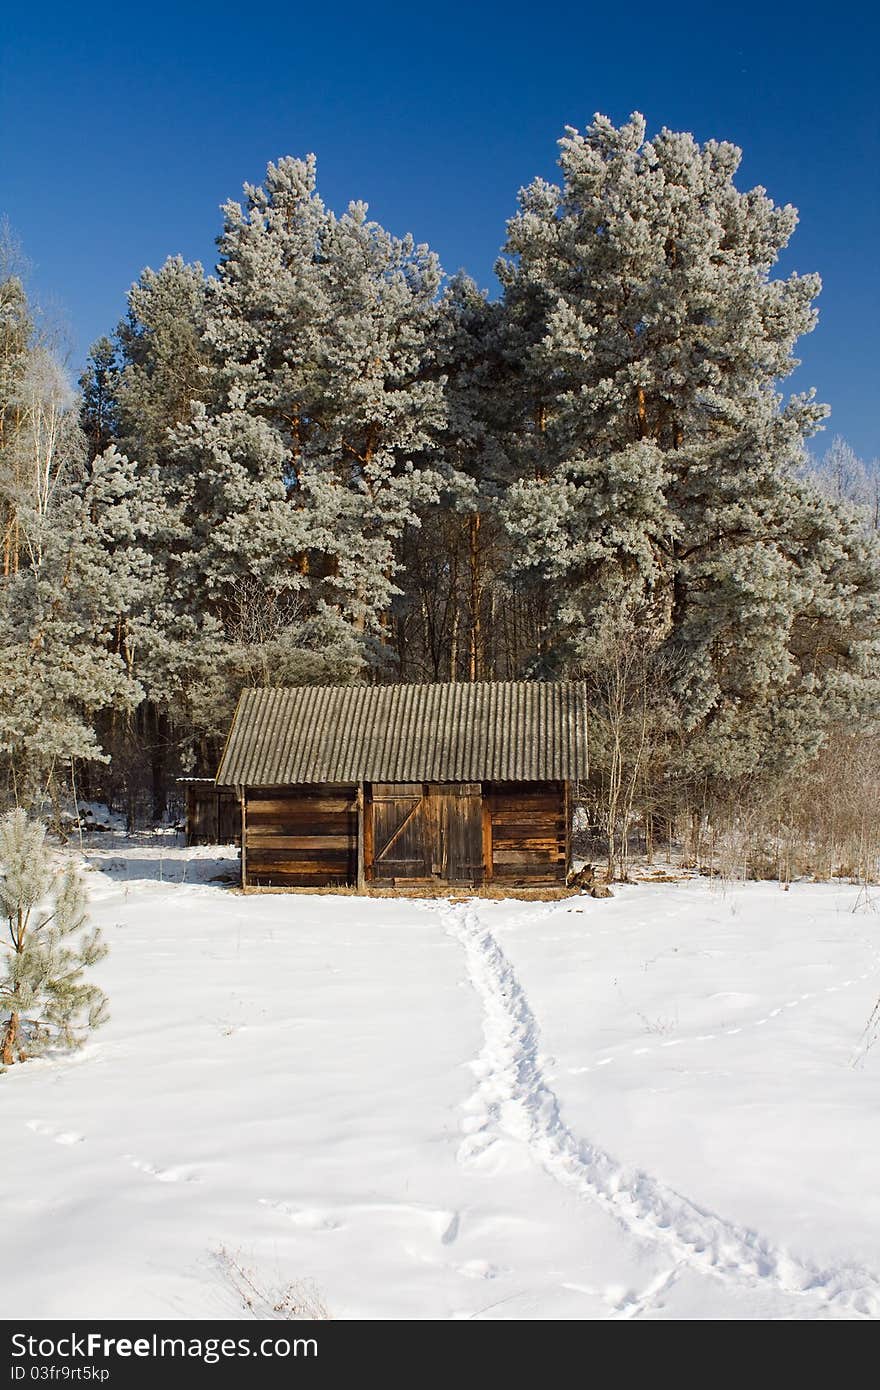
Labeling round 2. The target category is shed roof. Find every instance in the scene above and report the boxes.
[216,682,588,787]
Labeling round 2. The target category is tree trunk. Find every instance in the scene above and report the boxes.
[449,604,459,681]
[2,1010,18,1066]
[151,704,167,824]
[468,513,482,682]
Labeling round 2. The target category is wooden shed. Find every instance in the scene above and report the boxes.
[179,778,241,846]
[215,682,588,891]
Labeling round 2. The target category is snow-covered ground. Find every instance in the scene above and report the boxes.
[3,842,880,1320]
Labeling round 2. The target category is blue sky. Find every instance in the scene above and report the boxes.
[1,1,877,457]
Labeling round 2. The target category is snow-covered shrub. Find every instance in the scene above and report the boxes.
[0,809,108,1066]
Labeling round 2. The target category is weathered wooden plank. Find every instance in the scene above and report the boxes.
[245,834,355,851]
[490,830,562,845]
[370,875,438,886]
[250,860,351,870]
[247,797,356,814]
[372,857,434,871]
[493,865,564,877]
[487,785,562,798]
[245,813,355,832]
[371,782,424,798]
[482,799,493,881]
[240,793,247,887]
[248,866,351,876]
[248,783,356,795]
[245,852,353,869]
[483,789,558,800]
[488,787,561,796]
[490,818,564,833]
[246,830,353,845]
[493,875,564,886]
[492,836,565,852]
[492,845,567,856]
[486,811,561,822]
[564,780,571,877]
[248,873,352,887]
[245,850,354,869]
[494,856,565,870]
[506,824,561,834]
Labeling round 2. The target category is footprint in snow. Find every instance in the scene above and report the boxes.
[457,1259,498,1280]
[259,1196,460,1245]
[123,1154,200,1183]
[26,1121,85,1146]
[258,1198,342,1231]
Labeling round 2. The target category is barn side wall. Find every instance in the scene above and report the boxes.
[185,784,240,846]
[243,785,358,887]
[484,781,568,886]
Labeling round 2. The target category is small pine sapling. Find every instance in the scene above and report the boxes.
[0,810,108,1066]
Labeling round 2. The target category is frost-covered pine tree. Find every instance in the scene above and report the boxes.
[115,256,212,471]
[498,113,880,782]
[63,441,227,820]
[175,155,447,666]
[0,342,141,804]
[0,810,108,1066]
[86,261,229,803]
[808,436,879,532]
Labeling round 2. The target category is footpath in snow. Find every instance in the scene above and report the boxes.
[439,893,880,1318]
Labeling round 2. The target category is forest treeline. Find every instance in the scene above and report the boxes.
[1,114,878,878]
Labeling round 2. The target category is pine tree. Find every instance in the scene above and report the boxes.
[497,113,880,784]
[0,809,108,1066]
[115,256,211,470]
[808,435,879,532]
[79,336,119,460]
[89,260,224,810]
[175,156,447,665]
[0,430,144,807]
[0,257,141,805]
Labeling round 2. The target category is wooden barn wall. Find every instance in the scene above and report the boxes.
[243,785,357,887]
[185,785,240,846]
[241,780,569,890]
[484,781,568,886]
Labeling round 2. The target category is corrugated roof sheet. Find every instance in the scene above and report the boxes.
[216,682,588,787]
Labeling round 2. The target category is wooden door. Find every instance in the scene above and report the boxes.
[369,783,484,885]
[370,784,432,881]
[428,783,483,883]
